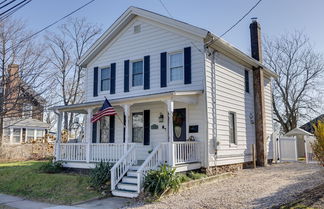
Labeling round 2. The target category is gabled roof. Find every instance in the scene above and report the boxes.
[78,7,277,78]
[3,118,50,129]
[285,127,313,136]
[78,6,208,68]
[300,114,324,134]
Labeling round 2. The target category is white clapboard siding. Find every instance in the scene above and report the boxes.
[264,76,274,159]
[85,17,204,102]
[205,53,256,166]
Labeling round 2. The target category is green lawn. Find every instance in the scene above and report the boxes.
[0,161,102,205]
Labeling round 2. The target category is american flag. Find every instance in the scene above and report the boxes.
[91,98,117,123]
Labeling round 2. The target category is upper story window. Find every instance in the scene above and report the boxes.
[229,112,237,145]
[132,60,143,87]
[101,67,111,91]
[169,52,184,82]
[245,70,250,93]
[23,103,33,118]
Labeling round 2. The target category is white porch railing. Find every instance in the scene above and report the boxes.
[90,143,125,163]
[110,144,136,191]
[173,141,200,164]
[59,143,87,161]
[136,143,169,193]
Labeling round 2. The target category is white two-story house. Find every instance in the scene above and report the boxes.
[52,7,277,198]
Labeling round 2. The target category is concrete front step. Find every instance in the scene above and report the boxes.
[112,189,139,198]
[117,182,138,191]
[122,176,138,184]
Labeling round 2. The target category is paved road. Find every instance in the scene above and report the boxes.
[128,162,324,209]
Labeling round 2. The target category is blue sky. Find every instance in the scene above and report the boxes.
[13,0,324,55]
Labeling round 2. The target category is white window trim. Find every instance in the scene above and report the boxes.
[99,66,111,93]
[167,50,184,85]
[130,59,144,90]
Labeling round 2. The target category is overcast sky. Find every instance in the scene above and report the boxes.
[13,0,324,56]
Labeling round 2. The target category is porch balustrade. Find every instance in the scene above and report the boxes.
[173,141,200,164]
[56,141,201,165]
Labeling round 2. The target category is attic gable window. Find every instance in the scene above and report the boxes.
[169,52,184,82]
[101,67,111,91]
[134,25,141,34]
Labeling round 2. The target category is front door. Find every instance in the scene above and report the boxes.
[173,108,186,141]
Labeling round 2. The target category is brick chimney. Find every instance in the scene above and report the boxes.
[250,18,267,167]
[250,17,262,62]
[7,64,20,88]
[5,64,21,117]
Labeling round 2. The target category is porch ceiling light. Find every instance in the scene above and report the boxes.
[159,113,164,123]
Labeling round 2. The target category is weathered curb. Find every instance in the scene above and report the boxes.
[161,172,235,198]
[179,172,234,191]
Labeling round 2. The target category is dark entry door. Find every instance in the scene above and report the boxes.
[173,108,186,141]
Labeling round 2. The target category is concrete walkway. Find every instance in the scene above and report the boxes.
[0,193,130,209]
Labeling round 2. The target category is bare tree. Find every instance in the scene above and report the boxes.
[264,31,324,133]
[0,18,51,145]
[46,17,101,131]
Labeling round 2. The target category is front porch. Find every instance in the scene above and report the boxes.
[56,141,201,169]
[52,91,204,198]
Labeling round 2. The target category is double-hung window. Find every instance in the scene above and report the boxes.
[101,67,111,91]
[132,112,144,143]
[169,52,184,82]
[12,128,21,143]
[27,129,35,142]
[229,112,237,145]
[132,60,143,87]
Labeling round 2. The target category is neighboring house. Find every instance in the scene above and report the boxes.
[1,64,49,144]
[51,7,277,198]
[300,114,324,134]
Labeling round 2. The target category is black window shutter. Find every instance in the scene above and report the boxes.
[143,110,150,145]
[160,52,167,88]
[109,115,115,143]
[92,122,97,143]
[123,114,126,143]
[93,67,99,97]
[245,70,250,93]
[184,47,192,84]
[144,55,150,90]
[124,60,129,92]
[110,63,116,94]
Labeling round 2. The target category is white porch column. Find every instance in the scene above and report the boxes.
[122,104,131,152]
[166,100,174,166]
[55,111,63,161]
[85,108,93,163]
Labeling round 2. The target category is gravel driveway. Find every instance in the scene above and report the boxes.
[127,162,324,209]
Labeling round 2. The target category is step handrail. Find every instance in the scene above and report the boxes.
[136,143,167,193]
[110,144,136,191]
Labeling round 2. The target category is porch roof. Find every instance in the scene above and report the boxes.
[50,90,203,113]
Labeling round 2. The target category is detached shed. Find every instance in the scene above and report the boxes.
[285,127,313,158]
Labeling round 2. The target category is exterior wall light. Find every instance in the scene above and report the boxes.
[158,113,164,123]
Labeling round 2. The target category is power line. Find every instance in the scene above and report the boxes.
[6,0,96,52]
[0,0,15,10]
[158,0,173,18]
[0,0,31,21]
[208,0,263,46]
[0,0,9,5]
[0,0,30,17]
[157,0,204,54]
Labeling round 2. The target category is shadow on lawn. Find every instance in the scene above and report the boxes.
[251,164,324,208]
